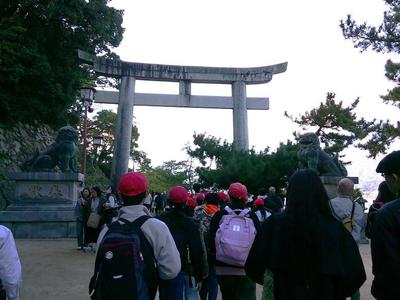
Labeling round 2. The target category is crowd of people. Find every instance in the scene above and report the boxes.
[1,151,400,300]
[85,150,400,300]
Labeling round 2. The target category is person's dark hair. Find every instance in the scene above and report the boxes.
[120,192,147,206]
[376,181,396,203]
[81,187,90,198]
[254,204,267,219]
[229,196,246,209]
[169,202,185,210]
[193,183,201,193]
[184,206,195,217]
[91,186,102,197]
[258,188,267,196]
[106,185,117,195]
[280,169,333,278]
[205,193,219,205]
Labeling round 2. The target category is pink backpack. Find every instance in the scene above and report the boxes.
[215,207,257,267]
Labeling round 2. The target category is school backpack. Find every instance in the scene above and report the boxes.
[341,201,356,233]
[215,207,257,267]
[89,216,158,300]
[365,202,384,239]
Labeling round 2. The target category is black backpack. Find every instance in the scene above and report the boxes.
[89,216,158,300]
[365,202,384,239]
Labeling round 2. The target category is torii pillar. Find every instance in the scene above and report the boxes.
[78,50,287,187]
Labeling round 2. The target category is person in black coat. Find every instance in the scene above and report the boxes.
[245,169,366,300]
[158,186,208,300]
[371,151,400,300]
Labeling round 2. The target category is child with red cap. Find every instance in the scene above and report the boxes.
[208,182,260,300]
[158,186,208,300]
[185,195,198,218]
[253,197,271,223]
[93,172,181,300]
[194,193,220,300]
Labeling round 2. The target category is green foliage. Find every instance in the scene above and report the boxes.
[0,0,124,128]
[84,163,110,190]
[144,160,191,192]
[340,3,400,156]
[86,109,150,179]
[187,133,298,195]
[285,92,376,157]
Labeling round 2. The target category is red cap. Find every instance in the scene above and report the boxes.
[228,182,248,202]
[186,198,197,208]
[118,172,148,196]
[169,186,189,203]
[254,198,264,206]
[194,193,205,201]
[218,191,230,202]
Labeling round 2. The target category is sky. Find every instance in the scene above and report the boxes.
[95,0,399,200]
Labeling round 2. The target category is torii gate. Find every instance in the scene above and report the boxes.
[78,50,287,187]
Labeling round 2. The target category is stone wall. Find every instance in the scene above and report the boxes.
[0,123,54,208]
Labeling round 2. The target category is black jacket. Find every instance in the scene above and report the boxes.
[264,195,284,213]
[158,209,208,282]
[245,212,366,300]
[371,198,400,300]
[208,204,261,267]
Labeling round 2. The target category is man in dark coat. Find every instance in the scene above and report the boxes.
[264,186,284,213]
[372,150,400,300]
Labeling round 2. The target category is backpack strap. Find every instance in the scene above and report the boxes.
[239,208,250,217]
[224,206,250,217]
[224,206,233,214]
[350,201,355,221]
[118,215,152,230]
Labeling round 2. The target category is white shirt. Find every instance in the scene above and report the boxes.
[255,210,271,222]
[143,194,152,206]
[0,226,21,300]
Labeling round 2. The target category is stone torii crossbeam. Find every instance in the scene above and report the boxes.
[78,50,287,187]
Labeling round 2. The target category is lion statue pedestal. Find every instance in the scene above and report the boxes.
[0,172,84,238]
[0,126,84,238]
[320,176,359,199]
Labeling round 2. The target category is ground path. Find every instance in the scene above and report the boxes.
[17,240,374,300]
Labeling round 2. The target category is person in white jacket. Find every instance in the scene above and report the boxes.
[330,178,364,242]
[0,226,21,300]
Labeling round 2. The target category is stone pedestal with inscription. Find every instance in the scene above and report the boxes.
[320,176,359,199]
[0,172,84,238]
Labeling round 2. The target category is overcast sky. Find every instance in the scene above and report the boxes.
[98,0,399,200]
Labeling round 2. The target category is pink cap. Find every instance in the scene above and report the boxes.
[228,182,248,202]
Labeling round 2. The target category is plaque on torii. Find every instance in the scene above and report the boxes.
[78,50,287,187]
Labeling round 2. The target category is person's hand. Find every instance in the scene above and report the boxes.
[196,281,203,291]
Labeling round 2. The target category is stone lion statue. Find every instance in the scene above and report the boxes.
[297,132,347,176]
[21,126,79,172]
